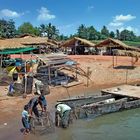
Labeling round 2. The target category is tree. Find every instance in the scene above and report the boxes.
[109,31,115,38]
[34,27,40,36]
[57,34,68,41]
[87,26,99,40]
[51,25,59,39]
[39,23,59,39]
[0,19,16,38]
[116,29,120,39]
[18,22,37,35]
[77,24,87,39]
[39,24,47,36]
[120,29,136,41]
[101,26,109,38]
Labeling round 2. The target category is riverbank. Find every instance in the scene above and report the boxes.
[0,55,140,139]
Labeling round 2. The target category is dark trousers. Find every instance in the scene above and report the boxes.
[22,117,30,129]
[61,110,71,128]
[33,107,39,118]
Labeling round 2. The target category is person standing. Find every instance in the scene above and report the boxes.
[21,105,30,135]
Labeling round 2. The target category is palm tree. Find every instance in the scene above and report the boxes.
[46,23,59,39]
[39,24,47,37]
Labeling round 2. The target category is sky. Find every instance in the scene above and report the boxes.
[0,0,140,36]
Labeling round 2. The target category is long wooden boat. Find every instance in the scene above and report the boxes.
[58,85,140,119]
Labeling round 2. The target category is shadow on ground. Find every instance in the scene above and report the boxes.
[114,65,136,70]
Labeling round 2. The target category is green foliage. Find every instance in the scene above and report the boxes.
[18,22,38,35]
[87,26,99,40]
[116,29,120,39]
[77,24,87,39]
[77,24,101,40]
[120,29,136,41]
[109,31,115,38]
[57,34,68,41]
[101,26,109,38]
[39,23,59,39]
[0,19,16,38]
[0,18,139,43]
[123,41,140,47]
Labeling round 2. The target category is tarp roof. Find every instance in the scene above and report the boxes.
[0,47,36,54]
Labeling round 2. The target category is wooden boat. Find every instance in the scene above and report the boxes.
[57,85,140,119]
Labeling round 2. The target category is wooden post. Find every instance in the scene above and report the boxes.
[75,46,76,55]
[23,61,27,98]
[0,54,2,73]
[115,55,118,66]
[48,65,51,84]
[112,53,115,68]
[86,67,90,87]
[75,64,78,81]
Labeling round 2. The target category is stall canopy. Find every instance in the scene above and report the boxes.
[0,47,36,54]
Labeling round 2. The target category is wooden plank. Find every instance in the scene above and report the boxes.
[101,85,140,99]
[63,81,82,88]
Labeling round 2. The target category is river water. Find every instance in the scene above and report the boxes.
[43,108,140,140]
[1,108,140,140]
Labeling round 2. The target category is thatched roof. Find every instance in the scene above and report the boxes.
[0,36,58,50]
[116,50,140,57]
[17,33,36,38]
[94,38,140,52]
[0,39,26,49]
[61,37,95,47]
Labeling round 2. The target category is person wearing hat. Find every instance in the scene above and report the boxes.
[55,103,71,128]
[27,94,47,118]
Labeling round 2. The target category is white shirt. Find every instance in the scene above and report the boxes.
[22,110,29,118]
[57,104,71,116]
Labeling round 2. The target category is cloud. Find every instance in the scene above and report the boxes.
[87,6,94,11]
[37,7,56,21]
[114,14,136,22]
[0,9,23,18]
[109,14,136,27]
[119,26,139,33]
[109,22,123,27]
